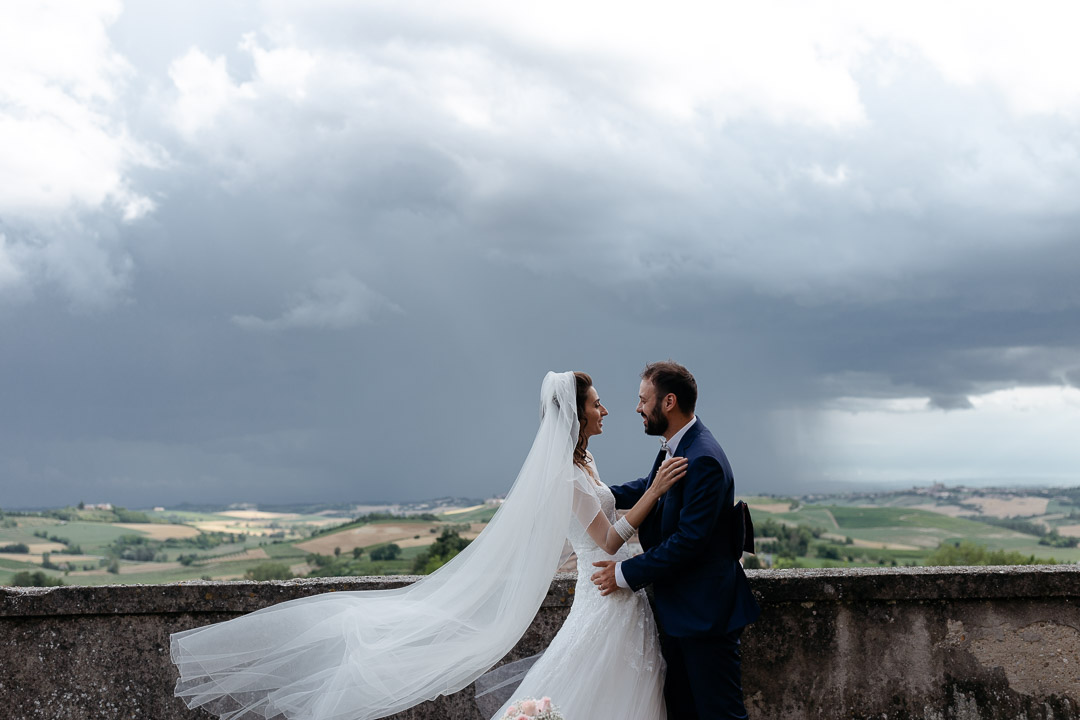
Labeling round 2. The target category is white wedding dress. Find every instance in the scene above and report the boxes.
[170,372,665,720]
[489,460,668,720]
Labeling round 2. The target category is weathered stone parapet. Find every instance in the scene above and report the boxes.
[749,564,1080,602]
[1,574,575,720]
[743,565,1080,720]
[0,574,573,617]
[3,566,1080,719]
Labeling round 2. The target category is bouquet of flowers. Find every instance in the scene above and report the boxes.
[500,696,563,720]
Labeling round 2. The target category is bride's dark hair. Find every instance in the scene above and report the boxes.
[573,371,593,470]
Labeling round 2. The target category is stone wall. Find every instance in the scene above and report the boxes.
[2,566,1079,719]
[743,565,1080,719]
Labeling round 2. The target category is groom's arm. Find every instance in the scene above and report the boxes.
[608,476,649,510]
[618,456,725,590]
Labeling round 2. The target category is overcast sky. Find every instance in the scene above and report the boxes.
[2,1,1079,508]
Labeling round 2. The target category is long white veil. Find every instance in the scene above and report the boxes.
[171,371,579,720]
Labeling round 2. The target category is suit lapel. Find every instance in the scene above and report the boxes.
[648,421,704,518]
[673,418,704,458]
[661,420,703,516]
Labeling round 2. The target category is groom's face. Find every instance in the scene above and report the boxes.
[637,379,669,437]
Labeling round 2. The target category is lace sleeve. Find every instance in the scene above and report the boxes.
[571,464,631,554]
[571,466,604,531]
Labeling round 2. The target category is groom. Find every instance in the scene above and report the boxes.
[592,361,761,719]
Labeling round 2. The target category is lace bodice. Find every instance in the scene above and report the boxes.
[568,464,632,564]
[481,454,666,720]
[554,461,662,689]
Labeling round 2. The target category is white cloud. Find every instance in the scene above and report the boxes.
[167,47,255,137]
[0,1,157,218]
[166,31,317,140]
[156,8,1080,307]
[858,2,1080,118]
[232,274,403,331]
[394,1,870,128]
[390,0,1080,127]
[0,0,158,308]
[241,31,317,101]
[806,163,850,187]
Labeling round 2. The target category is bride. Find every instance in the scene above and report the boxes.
[171,371,686,720]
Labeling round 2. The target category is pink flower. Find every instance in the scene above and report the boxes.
[516,715,529,720]
[519,699,538,715]
[537,697,552,712]
[506,705,518,715]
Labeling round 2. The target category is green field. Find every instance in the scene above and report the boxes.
[150,510,229,523]
[0,516,65,543]
[437,506,498,523]
[0,527,47,546]
[769,505,840,531]
[0,558,32,570]
[1,503,473,586]
[746,486,1080,569]
[45,522,154,551]
[262,543,311,560]
[7,487,1080,586]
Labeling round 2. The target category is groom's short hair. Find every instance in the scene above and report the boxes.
[642,361,697,415]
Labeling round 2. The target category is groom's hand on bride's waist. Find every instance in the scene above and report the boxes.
[591,561,619,596]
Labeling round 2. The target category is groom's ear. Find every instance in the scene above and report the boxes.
[662,393,677,413]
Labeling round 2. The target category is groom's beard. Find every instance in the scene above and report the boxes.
[642,406,668,436]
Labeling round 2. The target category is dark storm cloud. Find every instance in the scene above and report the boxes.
[3,3,1079,507]
[928,396,975,412]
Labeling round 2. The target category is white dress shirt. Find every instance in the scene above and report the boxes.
[614,416,697,589]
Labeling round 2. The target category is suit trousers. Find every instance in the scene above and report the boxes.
[661,629,747,720]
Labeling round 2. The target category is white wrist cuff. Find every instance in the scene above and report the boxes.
[614,562,630,589]
[613,516,635,542]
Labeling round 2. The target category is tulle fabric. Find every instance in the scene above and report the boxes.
[171,371,578,720]
[487,462,668,720]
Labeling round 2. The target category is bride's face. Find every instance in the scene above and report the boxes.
[582,386,608,439]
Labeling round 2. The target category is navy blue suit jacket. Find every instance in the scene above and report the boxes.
[610,419,760,637]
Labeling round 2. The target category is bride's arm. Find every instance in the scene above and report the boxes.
[580,457,687,555]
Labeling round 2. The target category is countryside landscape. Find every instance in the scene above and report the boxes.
[0,499,496,587]
[4,483,1080,587]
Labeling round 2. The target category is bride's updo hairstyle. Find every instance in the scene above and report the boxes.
[573,371,593,470]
